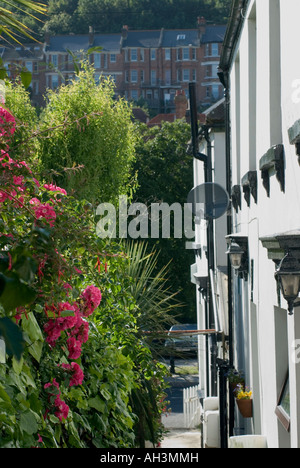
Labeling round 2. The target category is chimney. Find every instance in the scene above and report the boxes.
[121,25,129,39]
[174,90,188,120]
[89,26,95,47]
[197,16,206,40]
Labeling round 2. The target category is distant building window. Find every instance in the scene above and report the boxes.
[151,70,156,85]
[103,54,107,68]
[140,49,144,61]
[140,70,144,83]
[125,70,129,82]
[50,55,58,68]
[177,34,186,40]
[176,48,181,61]
[165,48,171,60]
[131,49,137,61]
[131,70,138,83]
[94,53,101,68]
[25,61,33,73]
[212,63,219,77]
[110,53,116,63]
[131,89,138,101]
[177,69,181,82]
[94,73,100,84]
[192,48,196,60]
[165,69,171,86]
[33,62,38,73]
[192,69,197,82]
[32,81,39,95]
[52,74,59,89]
[182,48,189,61]
[211,43,219,57]
[151,49,156,60]
[212,84,219,99]
[183,69,190,82]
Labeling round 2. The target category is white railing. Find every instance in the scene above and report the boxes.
[183,385,201,428]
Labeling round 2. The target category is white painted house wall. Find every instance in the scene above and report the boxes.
[227,0,300,448]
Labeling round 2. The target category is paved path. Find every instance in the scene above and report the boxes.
[160,373,202,449]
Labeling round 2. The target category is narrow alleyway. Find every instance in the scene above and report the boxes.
[160,364,201,449]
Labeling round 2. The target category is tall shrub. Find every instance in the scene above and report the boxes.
[0,106,167,448]
[38,63,137,205]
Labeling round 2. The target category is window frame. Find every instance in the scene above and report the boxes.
[275,373,290,432]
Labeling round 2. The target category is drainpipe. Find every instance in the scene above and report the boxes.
[218,69,234,441]
[189,82,218,396]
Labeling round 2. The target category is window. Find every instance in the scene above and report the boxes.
[25,61,33,73]
[52,74,59,89]
[131,70,138,83]
[94,53,101,68]
[103,54,107,68]
[131,89,138,101]
[212,63,219,78]
[50,55,58,68]
[110,53,116,63]
[183,69,190,82]
[125,70,129,83]
[176,49,181,61]
[192,69,197,82]
[212,84,219,99]
[275,374,290,432]
[131,49,137,62]
[151,49,156,61]
[177,34,186,40]
[140,70,144,83]
[32,81,39,95]
[192,48,196,60]
[183,48,189,61]
[165,69,171,86]
[165,48,171,61]
[211,43,219,57]
[151,70,156,85]
[140,49,144,61]
[177,69,181,82]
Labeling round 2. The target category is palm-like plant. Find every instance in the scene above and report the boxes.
[0,0,46,44]
[125,240,180,357]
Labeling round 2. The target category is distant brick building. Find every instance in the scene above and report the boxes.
[0,18,225,113]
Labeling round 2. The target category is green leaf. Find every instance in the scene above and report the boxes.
[20,410,38,435]
[0,317,24,360]
[20,70,32,89]
[0,273,36,312]
[22,312,44,362]
[88,396,106,413]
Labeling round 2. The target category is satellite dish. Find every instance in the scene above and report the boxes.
[187,182,230,220]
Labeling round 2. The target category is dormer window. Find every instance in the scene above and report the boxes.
[177,34,186,40]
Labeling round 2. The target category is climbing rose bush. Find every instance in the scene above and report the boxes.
[0,105,167,448]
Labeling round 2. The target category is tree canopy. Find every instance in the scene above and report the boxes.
[9,0,231,38]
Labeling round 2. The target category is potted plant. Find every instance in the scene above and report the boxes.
[226,369,245,393]
[235,384,253,418]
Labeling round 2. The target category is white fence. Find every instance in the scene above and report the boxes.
[183,385,201,429]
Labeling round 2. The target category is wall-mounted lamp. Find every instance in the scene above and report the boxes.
[275,251,300,315]
[194,274,208,300]
[226,241,244,270]
[226,235,249,279]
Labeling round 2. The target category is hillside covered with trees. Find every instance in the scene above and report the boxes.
[11,0,231,39]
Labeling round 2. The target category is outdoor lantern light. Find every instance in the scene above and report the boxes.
[226,241,244,270]
[275,251,300,315]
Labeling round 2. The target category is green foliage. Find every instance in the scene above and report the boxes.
[0,0,46,43]
[0,95,168,448]
[42,0,231,35]
[133,120,196,322]
[38,63,137,205]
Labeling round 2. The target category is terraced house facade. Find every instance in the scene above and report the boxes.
[0,18,226,113]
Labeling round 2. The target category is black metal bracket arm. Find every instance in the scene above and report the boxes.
[194,152,208,163]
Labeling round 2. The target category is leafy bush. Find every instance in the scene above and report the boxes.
[0,106,168,448]
[38,63,137,205]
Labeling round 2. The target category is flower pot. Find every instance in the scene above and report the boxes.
[236,399,253,418]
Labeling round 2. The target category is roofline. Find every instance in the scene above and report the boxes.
[219,0,250,71]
